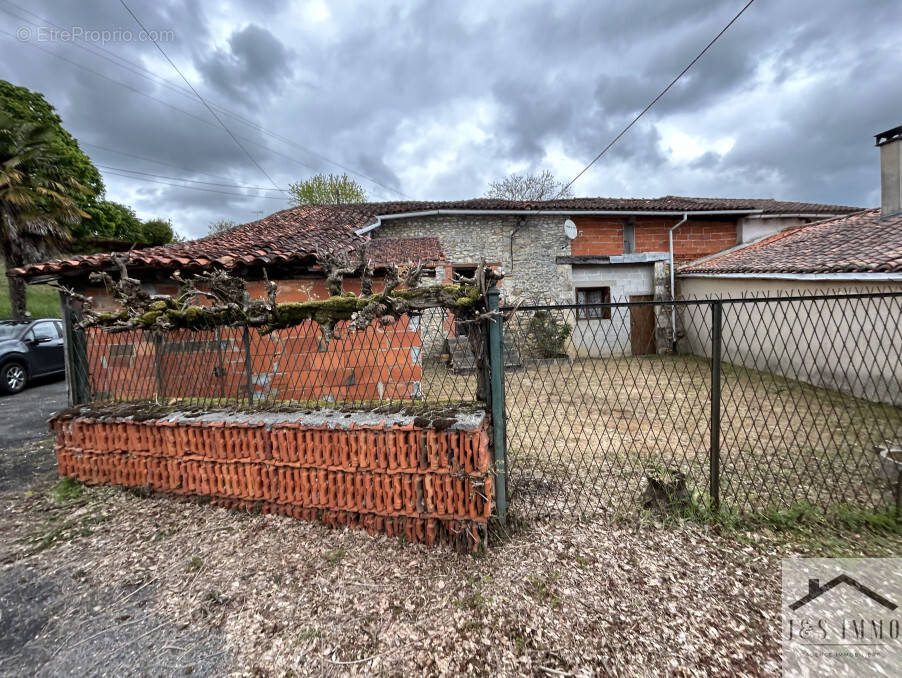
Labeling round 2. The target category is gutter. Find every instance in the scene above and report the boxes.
[678,272,902,281]
[669,213,688,349]
[354,208,763,235]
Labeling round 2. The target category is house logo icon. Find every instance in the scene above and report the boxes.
[789,575,898,612]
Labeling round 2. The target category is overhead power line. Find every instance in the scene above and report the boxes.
[101,169,290,201]
[557,0,757,197]
[94,164,286,191]
[0,0,408,198]
[82,142,284,187]
[117,0,285,194]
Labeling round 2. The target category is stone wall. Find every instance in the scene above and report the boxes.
[370,214,574,302]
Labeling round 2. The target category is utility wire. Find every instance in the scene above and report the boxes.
[101,169,290,201]
[2,0,410,199]
[0,27,328,180]
[117,0,285,194]
[556,0,757,197]
[82,142,284,187]
[94,164,286,191]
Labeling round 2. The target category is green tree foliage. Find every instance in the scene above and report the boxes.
[79,200,144,241]
[0,80,102,211]
[140,218,175,246]
[288,173,367,205]
[0,113,86,319]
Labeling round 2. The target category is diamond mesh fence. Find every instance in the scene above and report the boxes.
[73,308,480,408]
[501,292,902,520]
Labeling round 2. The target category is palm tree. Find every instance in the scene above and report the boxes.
[0,113,87,319]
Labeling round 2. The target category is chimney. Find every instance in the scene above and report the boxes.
[875,125,902,218]
[809,579,821,595]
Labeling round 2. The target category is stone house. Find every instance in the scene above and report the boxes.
[356,196,859,356]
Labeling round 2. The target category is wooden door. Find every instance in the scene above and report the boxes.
[629,295,656,356]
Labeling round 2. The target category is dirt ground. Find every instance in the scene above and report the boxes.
[2,445,901,677]
[424,355,902,518]
[2,358,900,676]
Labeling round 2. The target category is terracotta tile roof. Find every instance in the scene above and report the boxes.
[10,196,860,279]
[367,237,445,266]
[679,209,902,275]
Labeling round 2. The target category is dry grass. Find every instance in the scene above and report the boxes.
[424,355,902,518]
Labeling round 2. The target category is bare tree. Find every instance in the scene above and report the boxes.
[484,170,574,201]
[207,219,238,236]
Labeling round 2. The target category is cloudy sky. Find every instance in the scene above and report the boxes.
[2,0,900,238]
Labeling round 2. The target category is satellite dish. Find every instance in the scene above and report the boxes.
[563,218,578,240]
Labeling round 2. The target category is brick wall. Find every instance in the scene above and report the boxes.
[86,318,424,403]
[572,217,738,260]
[51,409,493,550]
[82,275,428,403]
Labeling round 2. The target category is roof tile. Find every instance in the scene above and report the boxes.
[10,196,860,279]
[680,209,902,275]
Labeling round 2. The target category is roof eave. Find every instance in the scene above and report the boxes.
[678,272,902,281]
[356,208,765,235]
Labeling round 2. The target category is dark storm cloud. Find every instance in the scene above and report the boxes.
[197,24,293,100]
[2,0,901,236]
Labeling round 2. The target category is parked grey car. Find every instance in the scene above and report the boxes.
[0,319,65,394]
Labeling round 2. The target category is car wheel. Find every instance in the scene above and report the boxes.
[0,362,27,395]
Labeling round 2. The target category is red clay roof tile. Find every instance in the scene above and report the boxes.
[679,209,902,275]
[10,197,860,279]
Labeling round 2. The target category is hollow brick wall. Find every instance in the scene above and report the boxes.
[81,276,430,403]
[85,317,423,403]
[51,411,493,549]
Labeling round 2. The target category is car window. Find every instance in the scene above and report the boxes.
[31,323,58,341]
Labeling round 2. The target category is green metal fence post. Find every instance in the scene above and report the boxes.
[709,300,722,513]
[243,325,254,404]
[152,333,165,402]
[485,286,508,525]
[60,292,89,405]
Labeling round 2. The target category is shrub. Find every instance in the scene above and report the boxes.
[526,310,571,358]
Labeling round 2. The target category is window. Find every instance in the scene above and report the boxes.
[623,222,636,254]
[576,287,611,320]
[29,322,59,342]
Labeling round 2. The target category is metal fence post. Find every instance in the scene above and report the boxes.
[243,325,254,404]
[485,286,508,525]
[60,292,89,405]
[152,333,165,402]
[709,300,722,513]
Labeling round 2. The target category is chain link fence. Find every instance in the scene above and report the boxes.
[69,308,480,408]
[501,292,902,520]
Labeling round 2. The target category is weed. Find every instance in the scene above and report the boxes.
[453,591,492,610]
[49,477,83,502]
[297,627,320,642]
[152,527,178,541]
[186,556,204,573]
[525,575,560,608]
[322,548,346,564]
